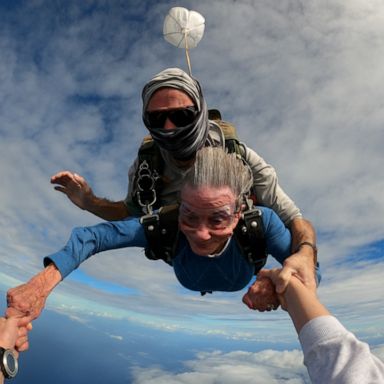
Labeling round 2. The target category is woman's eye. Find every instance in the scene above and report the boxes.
[184,214,199,226]
[209,213,230,228]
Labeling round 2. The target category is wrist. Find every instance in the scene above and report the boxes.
[36,264,62,294]
[0,347,18,379]
[81,191,98,211]
[294,241,317,265]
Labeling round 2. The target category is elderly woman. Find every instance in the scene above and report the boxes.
[8,147,319,322]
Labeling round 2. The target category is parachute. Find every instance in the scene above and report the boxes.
[163,7,205,75]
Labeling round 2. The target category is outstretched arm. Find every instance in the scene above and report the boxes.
[51,171,130,220]
[255,269,384,383]
[7,218,147,322]
[257,269,327,333]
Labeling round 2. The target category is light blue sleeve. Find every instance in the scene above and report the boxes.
[44,218,147,279]
[260,206,321,284]
[259,206,292,264]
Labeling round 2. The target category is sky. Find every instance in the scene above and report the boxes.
[0,0,383,383]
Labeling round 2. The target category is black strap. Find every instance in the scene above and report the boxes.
[133,140,164,213]
[234,207,267,274]
[141,205,179,264]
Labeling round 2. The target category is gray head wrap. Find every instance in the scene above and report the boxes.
[142,67,209,161]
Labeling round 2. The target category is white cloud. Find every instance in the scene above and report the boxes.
[0,0,383,354]
[131,349,309,384]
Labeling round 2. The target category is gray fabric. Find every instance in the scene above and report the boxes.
[142,67,209,160]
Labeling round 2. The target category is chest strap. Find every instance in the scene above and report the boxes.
[140,204,179,264]
[233,205,267,274]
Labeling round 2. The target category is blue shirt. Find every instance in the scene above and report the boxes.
[45,206,293,292]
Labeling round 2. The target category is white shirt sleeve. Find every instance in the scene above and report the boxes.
[299,315,384,384]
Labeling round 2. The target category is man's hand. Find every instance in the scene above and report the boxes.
[51,171,94,210]
[242,277,280,311]
[274,246,317,294]
[51,171,129,220]
[273,217,317,295]
[6,264,62,321]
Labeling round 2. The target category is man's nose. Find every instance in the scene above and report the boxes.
[163,116,176,130]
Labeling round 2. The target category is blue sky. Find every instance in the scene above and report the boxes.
[0,0,383,382]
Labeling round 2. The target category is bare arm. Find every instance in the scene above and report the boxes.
[0,317,19,384]
[6,264,62,321]
[51,171,130,220]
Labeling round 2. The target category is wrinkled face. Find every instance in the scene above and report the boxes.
[146,88,195,130]
[179,186,240,256]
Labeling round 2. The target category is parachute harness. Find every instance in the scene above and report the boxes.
[135,160,160,215]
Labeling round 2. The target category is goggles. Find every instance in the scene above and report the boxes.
[144,106,198,128]
[179,203,238,231]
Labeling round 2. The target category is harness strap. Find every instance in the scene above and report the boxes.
[233,206,267,274]
[133,139,164,214]
[141,204,179,264]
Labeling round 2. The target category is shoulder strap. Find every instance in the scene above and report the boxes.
[234,205,268,274]
[208,109,243,156]
[140,204,180,264]
[132,136,164,214]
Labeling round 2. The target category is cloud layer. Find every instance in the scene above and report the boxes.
[0,3,383,379]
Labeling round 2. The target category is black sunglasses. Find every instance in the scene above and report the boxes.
[144,106,198,128]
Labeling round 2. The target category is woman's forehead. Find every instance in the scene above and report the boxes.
[181,185,236,208]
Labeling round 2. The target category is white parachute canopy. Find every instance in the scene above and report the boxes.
[163,7,205,75]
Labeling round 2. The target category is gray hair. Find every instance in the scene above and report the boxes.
[182,147,253,207]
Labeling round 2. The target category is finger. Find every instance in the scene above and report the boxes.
[15,335,29,349]
[242,293,254,310]
[51,170,73,181]
[18,315,33,325]
[16,340,29,352]
[73,173,83,182]
[275,267,295,294]
[18,323,32,337]
[5,308,26,319]
[54,186,67,194]
[256,269,270,279]
[51,173,76,186]
[2,317,19,328]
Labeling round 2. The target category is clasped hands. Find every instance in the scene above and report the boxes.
[243,249,317,312]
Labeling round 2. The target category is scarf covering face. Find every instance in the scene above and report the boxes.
[142,67,209,161]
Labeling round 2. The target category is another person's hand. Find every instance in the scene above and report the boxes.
[51,171,94,210]
[0,316,31,353]
[274,247,317,295]
[242,277,280,311]
[257,269,288,310]
[0,317,19,352]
